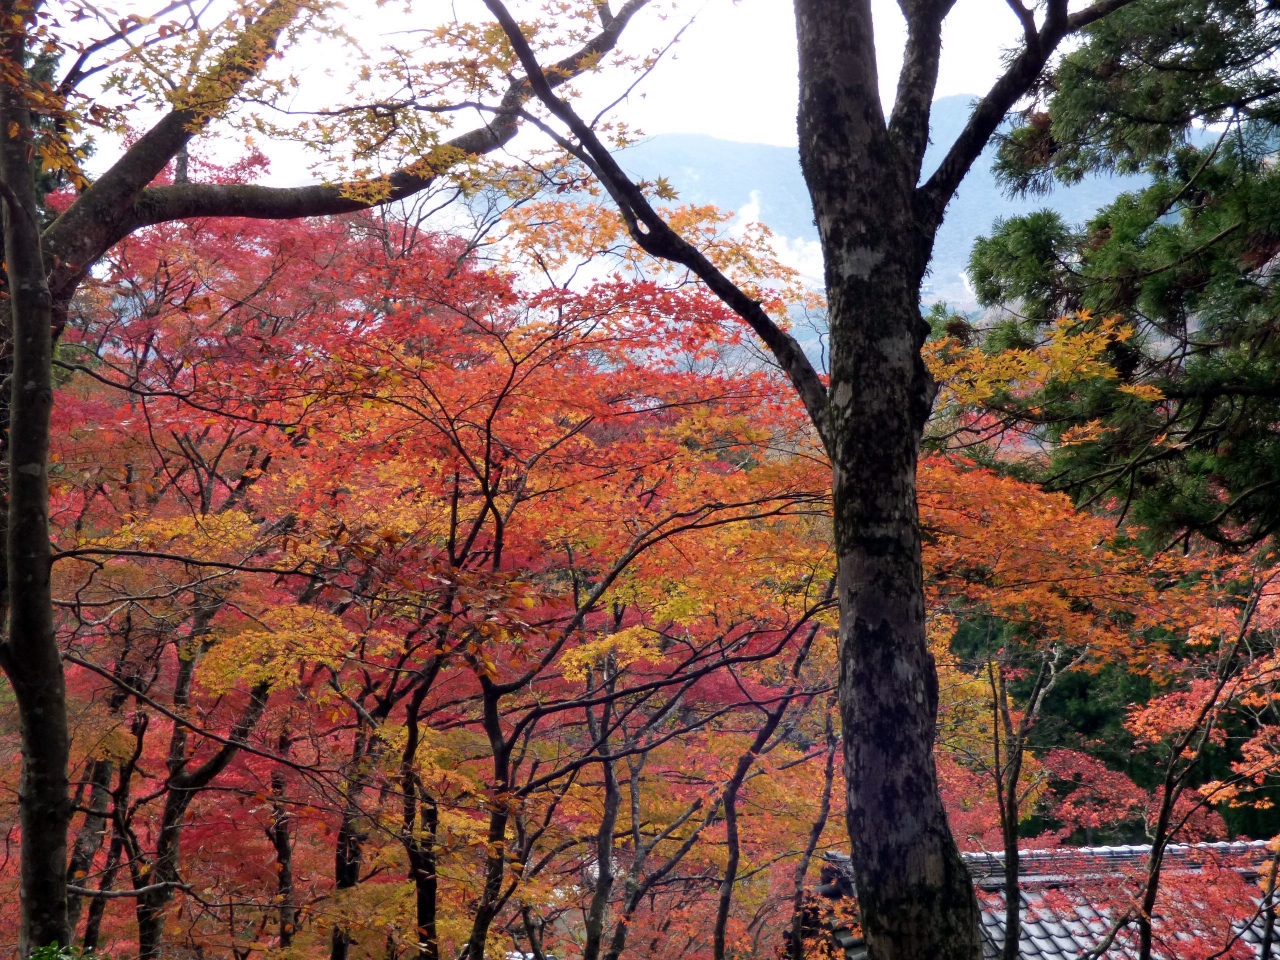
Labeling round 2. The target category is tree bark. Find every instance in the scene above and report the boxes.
[80,832,123,952]
[400,685,439,960]
[791,2,983,957]
[463,679,513,960]
[66,759,114,935]
[582,753,620,960]
[0,4,70,950]
[269,733,296,949]
[790,705,837,960]
[331,730,370,960]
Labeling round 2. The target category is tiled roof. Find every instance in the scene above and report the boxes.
[818,841,1276,960]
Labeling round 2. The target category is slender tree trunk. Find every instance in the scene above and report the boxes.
[790,706,838,960]
[714,779,745,960]
[1260,849,1279,960]
[81,833,123,953]
[66,759,114,934]
[583,674,621,960]
[85,714,145,953]
[713,693,797,960]
[999,796,1021,960]
[400,685,439,960]
[464,681,513,960]
[332,730,370,960]
[582,756,620,960]
[992,656,1053,960]
[405,795,438,960]
[269,738,296,949]
[0,7,70,950]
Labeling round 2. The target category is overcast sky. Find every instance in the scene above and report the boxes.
[572,0,1027,146]
[153,0,1029,184]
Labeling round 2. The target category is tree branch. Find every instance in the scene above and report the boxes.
[915,0,1137,230]
[42,0,650,302]
[888,0,960,180]
[483,0,831,449]
[44,0,303,299]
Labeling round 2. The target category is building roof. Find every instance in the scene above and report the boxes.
[818,841,1276,960]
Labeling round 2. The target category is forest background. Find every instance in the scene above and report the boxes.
[3,2,1280,960]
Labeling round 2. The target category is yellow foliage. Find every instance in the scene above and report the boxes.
[926,311,1129,408]
[201,607,358,692]
[560,625,664,683]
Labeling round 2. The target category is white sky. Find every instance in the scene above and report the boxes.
[600,0,1026,147]
[83,0,1028,181]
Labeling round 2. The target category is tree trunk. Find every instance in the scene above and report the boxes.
[66,759,114,935]
[582,756,620,960]
[464,680,513,960]
[400,685,439,960]
[331,730,370,960]
[0,6,70,951]
[790,705,837,960]
[824,269,982,960]
[793,2,983,951]
[81,833,123,952]
[269,747,296,948]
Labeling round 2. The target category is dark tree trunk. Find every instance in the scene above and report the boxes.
[66,759,114,934]
[999,793,1022,960]
[0,6,70,951]
[790,705,837,960]
[822,267,982,960]
[400,685,439,960]
[332,730,370,960]
[269,735,296,949]
[84,716,145,954]
[793,5,982,957]
[582,755,620,960]
[463,680,513,960]
[81,832,123,952]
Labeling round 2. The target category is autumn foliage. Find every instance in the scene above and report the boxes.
[1,167,1278,960]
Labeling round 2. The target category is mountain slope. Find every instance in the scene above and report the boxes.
[619,95,1146,306]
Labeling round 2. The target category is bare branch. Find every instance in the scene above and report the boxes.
[915,0,1138,230]
[482,0,831,449]
[43,0,650,302]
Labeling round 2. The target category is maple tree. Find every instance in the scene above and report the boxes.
[0,178,864,960]
[0,3,662,948]
[922,315,1280,960]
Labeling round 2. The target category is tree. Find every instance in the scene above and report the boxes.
[472,0,1162,954]
[0,3,652,949]
[10,193,844,959]
[963,0,1280,549]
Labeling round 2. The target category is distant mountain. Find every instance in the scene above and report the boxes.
[618,95,1147,307]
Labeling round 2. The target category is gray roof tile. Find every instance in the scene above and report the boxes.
[822,841,1276,959]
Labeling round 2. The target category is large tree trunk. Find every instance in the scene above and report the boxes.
[794,5,982,958]
[0,5,70,951]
